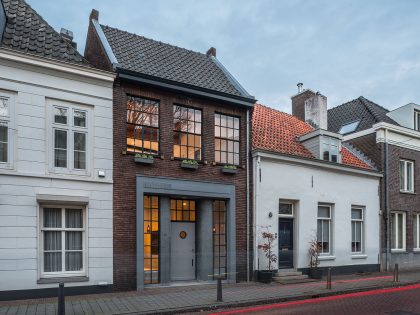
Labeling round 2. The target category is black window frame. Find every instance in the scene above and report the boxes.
[126,95,160,155]
[173,104,202,161]
[170,199,196,222]
[214,113,240,166]
[143,195,160,285]
[213,200,227,280]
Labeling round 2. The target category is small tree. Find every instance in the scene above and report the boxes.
[308,233,321,269]
[258,227,278,271]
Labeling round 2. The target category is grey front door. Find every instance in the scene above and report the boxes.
[170,222,196,281]
[278,218,294,269]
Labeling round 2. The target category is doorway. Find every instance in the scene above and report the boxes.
[278,218,294,269]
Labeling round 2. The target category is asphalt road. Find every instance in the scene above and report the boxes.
[206,284,420,315]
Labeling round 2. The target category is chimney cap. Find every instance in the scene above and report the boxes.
[206,47,216,57]
[297,82,303,93]
[90,9,99,21]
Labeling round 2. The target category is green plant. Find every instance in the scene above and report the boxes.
[182,159,198,165]
[223,165,237,170]
[135,153,154,160]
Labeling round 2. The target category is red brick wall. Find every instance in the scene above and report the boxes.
[113,79,252,291]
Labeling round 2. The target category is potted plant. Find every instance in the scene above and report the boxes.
[180,159,199,170]
[222,165,239,174]
[308,234,323,279]
[134,153,154,164]
[257,227,278,283]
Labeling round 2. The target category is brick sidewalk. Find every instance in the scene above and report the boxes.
[1,271,419,315]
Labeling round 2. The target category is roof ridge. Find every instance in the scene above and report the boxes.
[359,96,387,123]
[100,24,208,58]
[328,96,361,112]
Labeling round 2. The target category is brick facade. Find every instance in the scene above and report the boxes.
[112,80,251,291]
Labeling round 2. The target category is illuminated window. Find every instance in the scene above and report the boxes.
[215,114,240,165]
[170,199,196,222]
[127,96,159,155]
[173,105,202,160]
[144,196,159,284]
[213,200,227,279]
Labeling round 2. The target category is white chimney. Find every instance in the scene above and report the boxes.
[304,92,327,130]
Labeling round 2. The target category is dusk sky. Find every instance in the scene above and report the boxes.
[27,0,420,113]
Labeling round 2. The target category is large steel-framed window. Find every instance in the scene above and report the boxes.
[173,105,202,160]
[213,200,227,279]
[144,195,159,284]
[170,199,196,222]
[214,113,240,165]
[127,96,159,155]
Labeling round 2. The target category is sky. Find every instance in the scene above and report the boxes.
[27,0,420,113]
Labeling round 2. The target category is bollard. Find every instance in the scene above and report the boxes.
[326,268,332,290]
[394,264,399,283]
[216,276,223,302]
[58,282,65,315]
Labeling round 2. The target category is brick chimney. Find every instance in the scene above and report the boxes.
[90,9,99,21]
[291,83,328,130]
[206,47,216,57]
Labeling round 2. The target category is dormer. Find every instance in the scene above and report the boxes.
[299,129,343,163]
[387,103,420,131]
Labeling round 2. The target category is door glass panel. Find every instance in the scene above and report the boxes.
[144,196,159,284]
[213,200,227,279]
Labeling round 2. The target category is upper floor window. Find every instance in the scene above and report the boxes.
[51,104,88,171]
[0,97,9,163]
[126,96,159,155]
[400,159,414,193]
[215,114,240,165]
[173,105,202,160]
[322,137,339,162]
[414,110,420,131]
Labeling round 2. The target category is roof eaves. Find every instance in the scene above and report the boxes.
[209,55,254,99]
[93,20,119,70]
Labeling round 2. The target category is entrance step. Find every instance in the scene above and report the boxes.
[273,271,317,285]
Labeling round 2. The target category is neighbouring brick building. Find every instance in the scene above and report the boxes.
[84,10,255,290]
[329,96,420,271]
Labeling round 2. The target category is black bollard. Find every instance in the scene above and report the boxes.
[217,276,222,302]
[58,282,65,315]
[326,268,332,289]
[394,264,399,283]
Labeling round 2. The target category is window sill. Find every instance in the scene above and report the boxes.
[391,249,407,253]
[351,254,368,259]
[413,249,420,253]
[400,190,416,195]
[37,276,89,284]
[318,255,336,261]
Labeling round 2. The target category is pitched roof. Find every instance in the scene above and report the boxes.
[0,0,90,66]
[100,24,252,99]
[328,96,398,134]
[252,104,373,170]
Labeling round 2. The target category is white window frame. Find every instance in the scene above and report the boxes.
[414,214,420,251]
[391,211,406,252]
[0,91,15,169]
[279,201,294,218]
[39,205,88,278]
[317,204,332,255]
[400,159,414,193]
[351,206,364,254]
[47,99,91,176]
[414,110,420,131]
[321,137,340,163]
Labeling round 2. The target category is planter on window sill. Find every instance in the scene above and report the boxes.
[181,160,199,170]
[222,166,239,174]
[134,155,154,165]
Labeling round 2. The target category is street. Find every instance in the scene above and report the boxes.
[208,284,420,315]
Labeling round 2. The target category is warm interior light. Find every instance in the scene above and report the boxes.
[147,225,150,233]
[212,226,216,233]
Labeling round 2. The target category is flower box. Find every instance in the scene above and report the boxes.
[180,162,198,170]
[222,167,239,174]
[134,156,154,164]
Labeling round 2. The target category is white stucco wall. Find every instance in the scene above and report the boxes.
[387,103,420,129]
[0,52,114,292]
[253,153,381,271]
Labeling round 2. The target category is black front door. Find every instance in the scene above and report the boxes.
[278,218,293,269]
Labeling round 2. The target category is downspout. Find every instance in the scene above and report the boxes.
[384,129,390,271]
[246,109,250,282]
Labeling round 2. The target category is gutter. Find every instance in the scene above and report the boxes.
[384,129,390,271]
[118,70,256,107]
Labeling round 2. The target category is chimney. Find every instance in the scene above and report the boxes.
[297,82,303,93]
[90,9,99,21]
[206,47,216,57]
[291,84,328,129]
[60,28,77,49]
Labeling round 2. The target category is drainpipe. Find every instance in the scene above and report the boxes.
[246,109,250,282]
[384,129,390,271]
